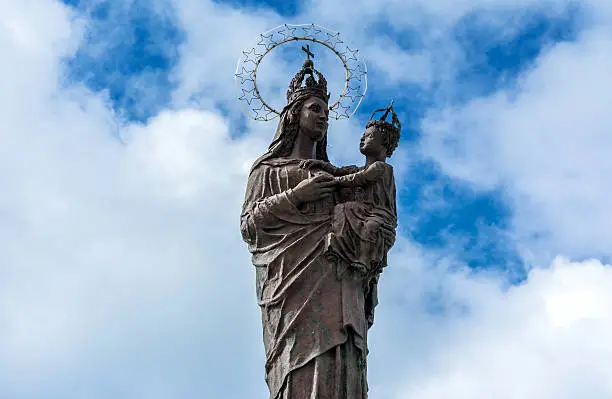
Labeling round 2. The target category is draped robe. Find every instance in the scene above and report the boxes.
[240,158,375,399]
[327,163,397,274]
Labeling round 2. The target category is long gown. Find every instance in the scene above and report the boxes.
[240,158,375,399]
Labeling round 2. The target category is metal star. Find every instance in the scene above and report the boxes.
[325,32,343,49]
[345,46,359,63]
[300,24,313,37]
[238,88,257,105]
[341,84,362,103]
[263,109,277,120]
[334,102,352,118]
[270,29,287,45]
[257,33,274,51]
[242,48,257,67]
[347,68,365,83]
[253,103,278,121]
[310,25,322,38]
[235,67,255,84]
[242,47,256,59]
[282,24,297,39]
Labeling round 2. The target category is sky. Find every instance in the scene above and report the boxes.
[2,0,612,398]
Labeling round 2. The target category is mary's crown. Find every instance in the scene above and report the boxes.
[286,45,330,104]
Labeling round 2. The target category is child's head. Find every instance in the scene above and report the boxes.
[360,120,400,158]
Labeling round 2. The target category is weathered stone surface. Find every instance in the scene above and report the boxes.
[240,54,400,399]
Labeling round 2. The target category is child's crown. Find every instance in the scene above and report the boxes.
[366,99,401,134]
[366,100,401,157]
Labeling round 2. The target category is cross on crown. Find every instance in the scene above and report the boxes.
[301,44,314,60]
[286,44,329,103]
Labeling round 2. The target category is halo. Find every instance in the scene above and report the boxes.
[235,23,368,121]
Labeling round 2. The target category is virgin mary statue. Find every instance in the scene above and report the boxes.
[240,56,384,398]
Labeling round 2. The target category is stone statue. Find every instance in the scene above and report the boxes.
[240,56,400,398]
[238,28,399,398]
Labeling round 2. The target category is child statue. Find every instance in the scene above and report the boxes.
[300,101,400,280]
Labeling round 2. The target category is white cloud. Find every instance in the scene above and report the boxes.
[0,1,269,397]
[390,257,612,399]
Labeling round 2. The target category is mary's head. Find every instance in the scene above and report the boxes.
[251,59,331,170]
[274,91,329,158]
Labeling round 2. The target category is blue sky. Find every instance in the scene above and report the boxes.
[4,0,612,398]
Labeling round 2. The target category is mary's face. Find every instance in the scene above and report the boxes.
[298,97,329,141]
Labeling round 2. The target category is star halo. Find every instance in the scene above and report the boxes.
[234,23,368,122]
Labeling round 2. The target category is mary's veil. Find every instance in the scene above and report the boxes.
[248,94,330,175]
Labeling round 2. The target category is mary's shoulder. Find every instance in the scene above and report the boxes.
[259,158,301,168]
[248,158,302,181]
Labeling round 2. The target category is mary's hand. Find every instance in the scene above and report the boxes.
[289,174,336,205]
[300,159,338,175]
[299,159,322,170]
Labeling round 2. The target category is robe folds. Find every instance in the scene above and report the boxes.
[327,163,397,274]
[240,158,374,399]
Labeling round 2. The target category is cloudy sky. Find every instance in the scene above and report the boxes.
[2,0,612,398]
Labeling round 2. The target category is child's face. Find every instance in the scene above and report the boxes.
[360,126,386,156]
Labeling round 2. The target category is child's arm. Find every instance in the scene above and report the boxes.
[334,161,385,187]
[336,165,360,175]
[299,159,358,176]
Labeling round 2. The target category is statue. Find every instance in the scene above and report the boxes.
[237,24,399,398]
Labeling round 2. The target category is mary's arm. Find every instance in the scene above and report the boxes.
[240,165,307,246]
